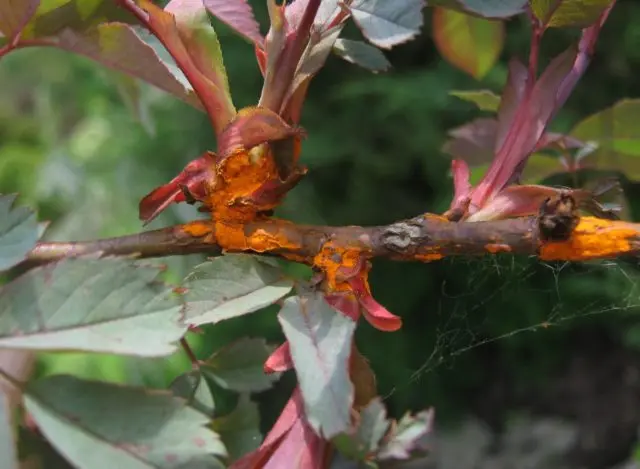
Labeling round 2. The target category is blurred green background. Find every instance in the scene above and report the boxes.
[3,2,640,467]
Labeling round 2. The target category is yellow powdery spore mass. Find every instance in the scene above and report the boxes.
[540,217,639,261]
[209,146,279,222]
[313,242,366,292]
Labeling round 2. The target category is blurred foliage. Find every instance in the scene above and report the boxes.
[2,0,640,440]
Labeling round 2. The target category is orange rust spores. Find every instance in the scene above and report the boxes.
[247,227,302,253]
[540,217,638,261]
[181,220,213,238]
[213,221,249,251]
[313,241,365,292]
[485,243,512,254]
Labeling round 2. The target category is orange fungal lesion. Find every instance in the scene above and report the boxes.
[540,216,638,261]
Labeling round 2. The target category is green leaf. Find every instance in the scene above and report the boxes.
[571,99,640,179]
[0,0,39,39]
[22,0,136,38]
[212,394,262,462]
[24,375,226,469]
[433,7,504,79]
[0,259,186,356]
[449,89,501,112]
[333,39,391,73]
[377,409,434,460]
[278,293,356,439]
[0,194,40,272]
[428,0,527,18]
[530,0,614,28]
[0,392,18,469]
[202,338,279,393]
[349,0,425,49]
[170,371,216,417]
[180,255,293,327]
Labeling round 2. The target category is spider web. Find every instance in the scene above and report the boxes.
[383,253,640,399]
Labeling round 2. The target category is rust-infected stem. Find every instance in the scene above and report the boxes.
[20,213,640,270]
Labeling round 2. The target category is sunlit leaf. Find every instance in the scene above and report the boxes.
[213,394,262,462]
[170,370,216,416]
[139,153,213,224]
[217,107,306,158]
[165,0,234,116]
[349,0,426,49]
[0,194,39,272]
[24,375,226,469]
[530,0,614,28]
[449,89,501,112]
[202,338,279,393]
[0,259,186,356]
[377,409,434,460]
[572,99,640,157]
[495,58,528,151]
[21,0,135,38]
[138,0,236,133]
[0,392,18,469]
[433,7,504,79]
[0,0,39,39]
[571,99,640,179]
[288,26,345,100]
[56,24,203,110]
[278,293,356,438]
[332,38,391,72]
[203,0,264,45]
[181,255,293,327]
[428,0,527,18]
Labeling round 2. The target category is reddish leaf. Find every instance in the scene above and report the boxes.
[285,25,345,109]
[135,0,236,134]
[204,0,264,45]
[442,118,498,165]
[346,275,402,332]
[231,387,329,469]
[466,184,615,222]
[55,23,203,111]
[433,7,504,79]
[139,153,214,224]
[495,59,528,152]
[450,159,472,210]
[0,0,39,41]
[470,46,578,208]
[264,341,293,373]
[285,0,345,30]
[218,107,306,158]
